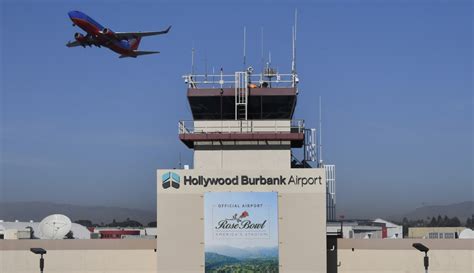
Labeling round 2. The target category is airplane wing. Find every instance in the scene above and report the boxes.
[119,50,161,58]
[66,40,82,47]
[114,26,171,40]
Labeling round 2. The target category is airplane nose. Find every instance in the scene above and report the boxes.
[68,11,76,19]
[68,11,81,19]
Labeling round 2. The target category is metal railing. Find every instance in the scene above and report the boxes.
[182,71,299,89]
[178,120,305,135]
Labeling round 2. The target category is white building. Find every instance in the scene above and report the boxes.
[373,218,403,239]
[0,221,91,239]
[327,218,403,239]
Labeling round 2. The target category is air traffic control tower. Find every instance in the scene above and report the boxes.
[157,59,326,273]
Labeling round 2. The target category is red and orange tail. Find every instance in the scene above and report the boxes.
[129,37,141,50]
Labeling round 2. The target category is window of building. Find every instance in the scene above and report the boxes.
[444,233,454,239]
[428,232,438,239]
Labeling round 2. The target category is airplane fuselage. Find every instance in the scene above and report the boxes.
[68,11,138,56]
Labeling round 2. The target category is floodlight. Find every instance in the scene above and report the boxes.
[30,248,47,255]
[412,243,429,253]
[30,248,46,273]
[412,243,430,273]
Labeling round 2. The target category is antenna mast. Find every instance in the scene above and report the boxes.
[319,96,323,167]
[204,51,208,81]
[292,8,297,74]
[191,46,195,75]
[243,26,247,69]
[261,27,264,75]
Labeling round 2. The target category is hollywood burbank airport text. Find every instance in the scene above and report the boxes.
[183,175,323,188]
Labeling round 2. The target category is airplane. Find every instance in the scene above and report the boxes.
[66,11,171,58]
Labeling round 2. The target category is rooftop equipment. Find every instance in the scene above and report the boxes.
[39,214,72,240]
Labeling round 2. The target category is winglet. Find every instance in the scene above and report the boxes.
[164,25,172,34]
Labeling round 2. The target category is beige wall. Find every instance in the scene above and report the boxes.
[194,148,291,169]
[192,120,292,133]
[157,168,327,273]
[337,239,473,273]
[190,120,295,169]
[1,239,472,273]
[0,240,156,273]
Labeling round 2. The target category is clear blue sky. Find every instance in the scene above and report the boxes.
[1,0,472,218]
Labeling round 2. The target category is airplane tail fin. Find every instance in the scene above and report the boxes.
[129,37,141,50]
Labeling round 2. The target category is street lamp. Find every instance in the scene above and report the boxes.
[30,248,47,273]
[412,243,429,273]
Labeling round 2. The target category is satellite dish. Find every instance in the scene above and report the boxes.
[39,214,72,239]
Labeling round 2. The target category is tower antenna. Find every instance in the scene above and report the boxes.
[319,96,323,167]
[191,45,195,75]
[261,27,264,74]
[292,8,298,75]
[243,26,247,69]
[204,50,208,81]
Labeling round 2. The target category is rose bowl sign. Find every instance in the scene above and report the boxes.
[212,205,269,240]
[204,192,279,272]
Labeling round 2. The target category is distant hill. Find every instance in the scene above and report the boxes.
[0,201,156,225]
[205,252,240,269]
[393,201,473,222]
[206,245,278,259]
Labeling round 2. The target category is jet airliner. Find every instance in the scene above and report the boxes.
[66,11,171,58]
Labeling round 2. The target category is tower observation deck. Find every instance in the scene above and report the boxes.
[179,68,316,166]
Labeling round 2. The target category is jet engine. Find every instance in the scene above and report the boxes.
[101,28,117,39]
[74,33,85,42]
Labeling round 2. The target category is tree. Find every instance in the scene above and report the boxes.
[443,215,449,226]
[106,218,143,227]
[75,220,93,227]
[466,215,474,228]
[449,217,461,227]
[437,215,443,226]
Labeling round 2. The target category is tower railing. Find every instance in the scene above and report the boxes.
[178,119,305,135]
[183,72,298,89]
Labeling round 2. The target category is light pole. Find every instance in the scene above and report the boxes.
[30,248,47,273]
[412,243,429,273]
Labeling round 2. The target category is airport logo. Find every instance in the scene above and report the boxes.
[162,172,180,189]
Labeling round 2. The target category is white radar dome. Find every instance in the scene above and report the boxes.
[459,228,474,239]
